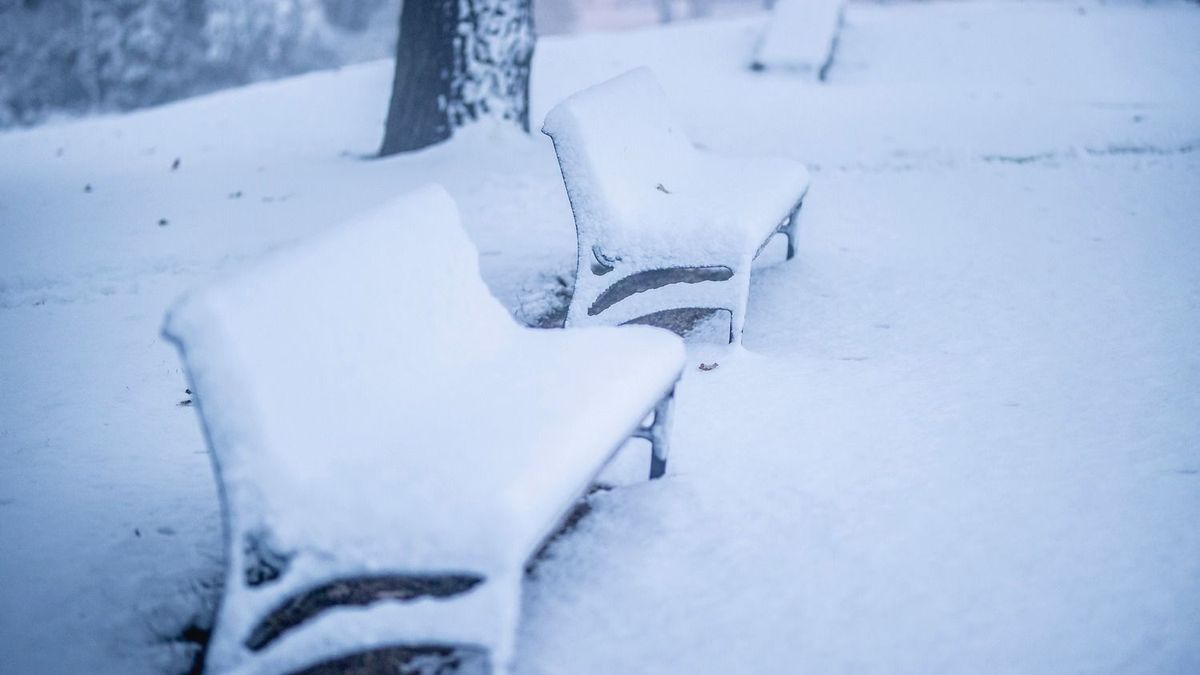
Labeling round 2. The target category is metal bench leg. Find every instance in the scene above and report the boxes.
[728,269,754,344]
[633,387,676,479]
[784,198,804,261]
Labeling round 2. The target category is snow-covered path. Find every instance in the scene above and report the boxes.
[2,2,1198,673]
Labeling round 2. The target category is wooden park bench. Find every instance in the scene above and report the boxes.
[162,185,684,674]
[542,67,810,343]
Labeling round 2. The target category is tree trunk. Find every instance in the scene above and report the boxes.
[655,0,673,23]
[379,0,535,156]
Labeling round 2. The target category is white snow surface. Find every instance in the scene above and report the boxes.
[754,0,846,76]
[161,184,683,673]
[542,67,808,334]
[2,1,1200,673]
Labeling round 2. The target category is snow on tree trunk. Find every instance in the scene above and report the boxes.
[379,0,535,156]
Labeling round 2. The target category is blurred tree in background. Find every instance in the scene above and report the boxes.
[0,0,770,129]
[0,0,396,126]
[320,0,386,30]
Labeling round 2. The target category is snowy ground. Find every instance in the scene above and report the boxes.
[2,1,1199,673]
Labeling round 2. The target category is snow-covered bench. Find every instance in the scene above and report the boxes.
[542,68,810,343]
[162,185,684,675]
[751,0,847,79]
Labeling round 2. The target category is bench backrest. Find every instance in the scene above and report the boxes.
[542,68,697,233]
[162,184,518,537]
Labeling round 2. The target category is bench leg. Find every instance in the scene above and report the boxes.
[634,387,676,479]
[727,269,754,344]
[784,198,804,261]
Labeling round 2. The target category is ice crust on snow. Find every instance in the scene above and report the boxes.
[753,0,846,77]
[541,67,809,336]
[161,184,684,674]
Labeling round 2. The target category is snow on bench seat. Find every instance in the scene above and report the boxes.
[162,185,684,675]
[542,68,809,343]
[752,0,847,79]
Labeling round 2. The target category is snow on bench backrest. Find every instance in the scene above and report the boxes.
[542,68,697,233]
[162,184,518,545]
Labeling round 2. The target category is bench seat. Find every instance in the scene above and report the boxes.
[614,153,811,261]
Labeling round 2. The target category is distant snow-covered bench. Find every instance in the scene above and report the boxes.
[752,0,846,79]
[542,68,810,343]
[162,185,684,675]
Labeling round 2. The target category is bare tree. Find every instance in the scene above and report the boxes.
[379,0,535,156]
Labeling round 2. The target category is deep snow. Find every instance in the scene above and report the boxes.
[1,1,1198,673]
